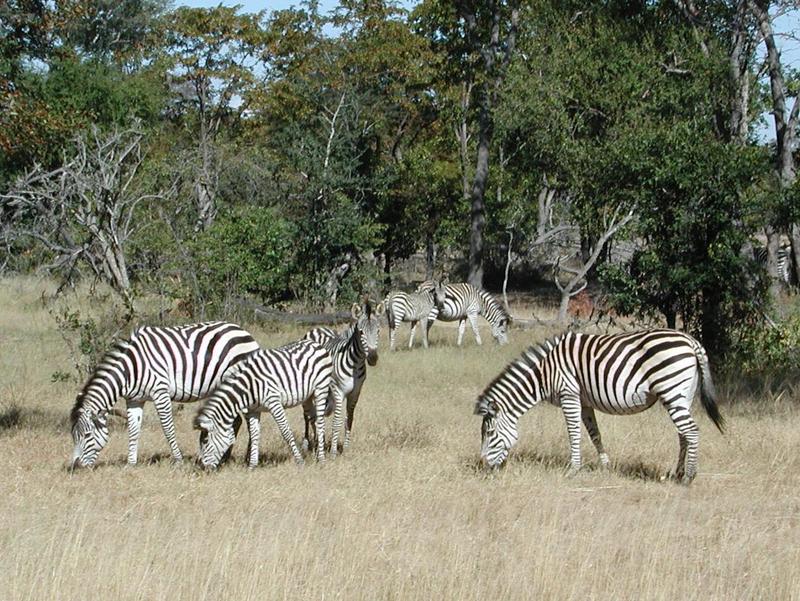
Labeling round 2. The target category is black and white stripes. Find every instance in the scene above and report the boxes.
[384,283,444,350]
[301,301,383,454]
[474,329,724,483]
[70,321,259,468]
[418,281,510,346]
[194,339,333,468]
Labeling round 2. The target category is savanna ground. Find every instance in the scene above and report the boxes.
[1,276,799,601]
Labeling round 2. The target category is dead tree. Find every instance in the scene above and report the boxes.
[553,206,635,323]
[0,123,166,313]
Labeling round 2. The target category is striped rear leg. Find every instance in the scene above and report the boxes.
[389,325,397,351]
[245,412,260,468]
[420,318,430,349]
[408,320,418,349]
[153,391,183,463]
[468,313,482,345]
[663,397,700,484]
[312,384,327,462]
[329,386,346,458]
[266,398,304,465]
[581,407,610,468]
[344,378,364,451]
[126,401,144,465]
[457,318,467,346]
[561,395,583,475]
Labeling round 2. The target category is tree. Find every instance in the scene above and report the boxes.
[161,5,267,231]
[0,123,170,312]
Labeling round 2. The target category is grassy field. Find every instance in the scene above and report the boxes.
[1,276,799,601]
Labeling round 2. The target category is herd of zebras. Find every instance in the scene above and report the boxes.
[70,280,725,484]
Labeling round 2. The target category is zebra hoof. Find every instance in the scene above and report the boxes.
[565,465,581,478]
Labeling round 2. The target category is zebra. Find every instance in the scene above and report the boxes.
[70,321,260,468]
[474,329,725,484]
[194,338,333,469]
[753,243,794,287]
[300,300,383,455]
[417,281,510,346]
[384,281,446,350]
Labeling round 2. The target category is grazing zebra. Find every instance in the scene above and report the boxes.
[70,321,260,468]
[384,281,446,350]
[301,300,383,455]
[194,339,333,469]
[753,243,795,286]
[474,329,725,483]
[417,281,510,346]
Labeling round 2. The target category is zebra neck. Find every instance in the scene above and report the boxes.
[339,324,366,363]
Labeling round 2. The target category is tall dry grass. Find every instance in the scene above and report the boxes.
[1,275,799,601]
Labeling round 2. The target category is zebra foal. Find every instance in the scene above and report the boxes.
[417,281,510,346]
[475,329,725,483]
[195,339,333,469]
[384,281,446,350]
[301,300,383,455]
[70,321,259,468]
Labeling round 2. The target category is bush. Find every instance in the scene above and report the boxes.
[188,207,295,315]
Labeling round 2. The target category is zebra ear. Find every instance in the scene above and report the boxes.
[374,302,385,317]
[193,414,214,432]
[92,412,108,427]
[474,397,497,417]
[351,303,362,320]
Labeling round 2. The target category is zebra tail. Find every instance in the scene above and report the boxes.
[697,347,725,434]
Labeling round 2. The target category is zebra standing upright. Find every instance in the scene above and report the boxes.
[474,329,725,483]
[301,300,383,455]
[384,281,446,350]
[70,321,260,468]
[417,281,510,346]
[194,339,333,469]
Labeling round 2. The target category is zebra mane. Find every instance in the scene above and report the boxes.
[473,335,562,416]
[70,338,133,428]
[479,289,511,323]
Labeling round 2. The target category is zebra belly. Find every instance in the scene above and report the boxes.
[581,387,659,416]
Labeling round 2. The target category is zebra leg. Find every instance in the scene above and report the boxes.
[312,386,327,463]
[457,319,467,346]
[663,398,699,484]
[329,386,345,458]
[581,407,610,468]
[561,396,583,475]
[420,318,429,349]
[389,326,397,352]
[302,404,316,453]
[246,412,260,469]
[345,394,359,451]
[408,320,418,349]
[468,313,482,345]
[152,391,183,463]
[267,399,304,465]
[126,400,144,465]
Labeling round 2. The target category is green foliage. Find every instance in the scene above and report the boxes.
[728,311,800,375]
[187,207,295,314]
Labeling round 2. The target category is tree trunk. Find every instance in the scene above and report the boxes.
[558,290,570,323]
[467,91,492,288]
[425,231,436,280]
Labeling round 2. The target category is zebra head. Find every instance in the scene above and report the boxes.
[474,396,518,468]
[194,412,235,470]
[491,316,510,346]
[431,280,448,309]
[352,301,384,366]
[70,404,110,469]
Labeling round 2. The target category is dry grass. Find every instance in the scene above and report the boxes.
[1,275,799,601]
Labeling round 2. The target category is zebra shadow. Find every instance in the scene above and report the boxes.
[461,449,665,483]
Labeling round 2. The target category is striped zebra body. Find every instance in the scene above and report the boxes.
[70,321,259,468]
[754,243,795,286]
[384,285,443,350]
[194,339,333,468]
[300,301,383,455]
[474,329,725,483]
[417,281,510,346]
